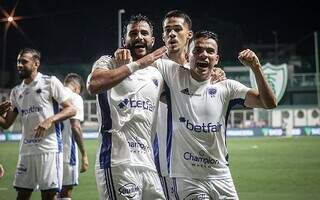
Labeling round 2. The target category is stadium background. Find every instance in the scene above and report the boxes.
[0,0,319,199]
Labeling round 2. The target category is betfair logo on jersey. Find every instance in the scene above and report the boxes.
[180,88,201,96]
[118,98,155,112]
[21,105,43,116]
[179,117,222,133]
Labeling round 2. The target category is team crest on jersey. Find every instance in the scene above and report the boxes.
[207,87,217,97]
[36,88,42,94]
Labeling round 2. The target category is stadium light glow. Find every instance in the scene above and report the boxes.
[8,16,14,22]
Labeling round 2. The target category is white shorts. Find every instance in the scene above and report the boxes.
[95,165,165,200]
[62,161,79,186]
[13,152,63,191]
[170,177,239,200]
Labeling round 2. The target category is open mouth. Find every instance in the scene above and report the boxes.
[168,40,178,46]
[134,43,146,49]
[196,62,209,68]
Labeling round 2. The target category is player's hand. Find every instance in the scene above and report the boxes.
[0,100,12,115]
[114,48,132,67]
[210,67,226,84]
[0,164,4,179]
[34,118,53,138]
[238,49,261,70]
[80,154,89,173]
[136,46,167,69]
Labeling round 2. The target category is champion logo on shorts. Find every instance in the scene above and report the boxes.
[184,192,208,200]
[118,183,140,198]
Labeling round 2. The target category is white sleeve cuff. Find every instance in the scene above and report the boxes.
[126,62,140,73]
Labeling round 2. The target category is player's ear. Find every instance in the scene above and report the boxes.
[122,38,126,48]
[187,30,193,40]
[151,36,155,46]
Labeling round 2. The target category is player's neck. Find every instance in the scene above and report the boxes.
[168,52,188,65]
[24,71,38,84]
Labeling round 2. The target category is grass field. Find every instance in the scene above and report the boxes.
[0,136,320,199]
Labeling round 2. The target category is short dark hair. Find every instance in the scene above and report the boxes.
[163,10,192,30]
[188,31,219,53]
[192,30,218,43]
[18,48,41,62]
[64,73,85,93]
[123,14,154,36]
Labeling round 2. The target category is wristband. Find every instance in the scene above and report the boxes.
[127,62,140,73]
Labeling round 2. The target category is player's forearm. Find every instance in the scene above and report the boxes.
[0,111,17,129]
[88,66,132,94]
[49,105,76,124]
[71,126,87,156]
[252,67,277,109]
[0,116,10,129]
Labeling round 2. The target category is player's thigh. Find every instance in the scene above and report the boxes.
[37,152,63,191]
[62,162,79,186]
[96,165,143,200]
[173,177,211,200]
[210,178,239,200]
[141,169,165,200]
[13,154,37,190]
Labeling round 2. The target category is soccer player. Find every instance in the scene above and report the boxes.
[0,48,76,200]
[87,14,168,199]
[155,10,226,198]
[152,31,277,199]
[59,73,89,200]
[0,164,4,179]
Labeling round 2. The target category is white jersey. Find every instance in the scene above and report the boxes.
[10,72,69,155]
[62,87,84,163]
[157,63,250,179]
[154,56,189,177]
[87,56,174,171]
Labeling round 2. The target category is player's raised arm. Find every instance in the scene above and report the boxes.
[87,46,167,94]
[238,49,277,109]
[34,99,76,138]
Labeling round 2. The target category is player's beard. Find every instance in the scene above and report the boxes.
[18,68,33,80]
[126,42,153,60]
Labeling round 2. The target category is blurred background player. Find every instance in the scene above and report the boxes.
[59,73,89,200]
[0,48,76,200]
